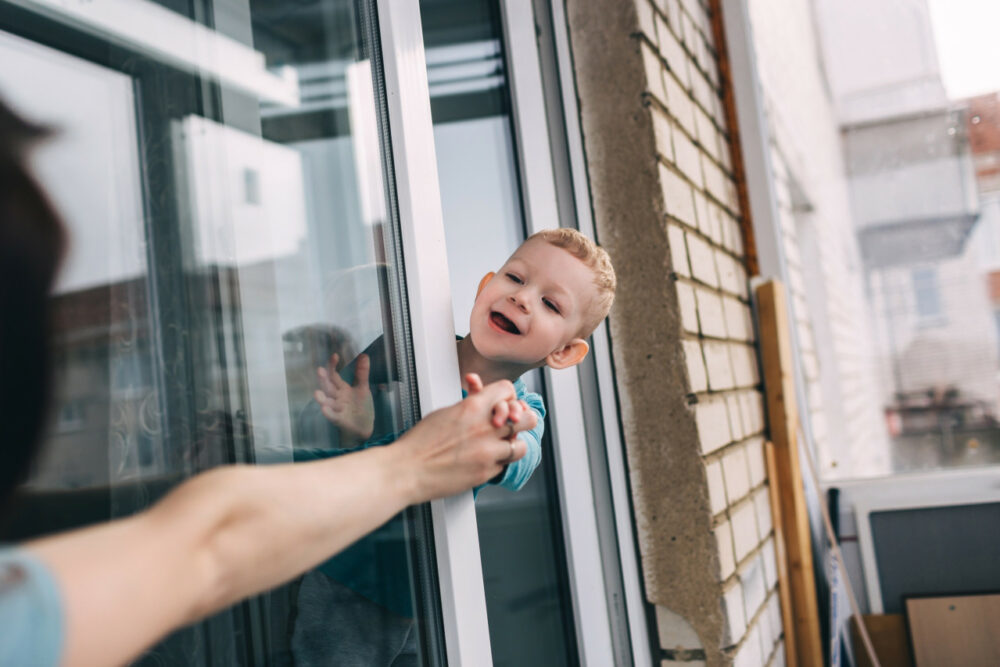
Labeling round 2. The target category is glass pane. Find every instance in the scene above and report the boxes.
[419,1,580,665]
[0,1,443,664]
[797,0,1000,479]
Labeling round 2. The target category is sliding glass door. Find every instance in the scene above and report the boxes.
[0,0,459,664]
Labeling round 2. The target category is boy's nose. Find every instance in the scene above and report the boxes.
[509,293,529,312]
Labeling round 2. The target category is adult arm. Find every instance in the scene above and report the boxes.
[25,379,529,667]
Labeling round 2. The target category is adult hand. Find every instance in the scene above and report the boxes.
[397,377,533,503]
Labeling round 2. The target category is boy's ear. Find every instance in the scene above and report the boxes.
[476,272,495,298]
[545,338,590,370]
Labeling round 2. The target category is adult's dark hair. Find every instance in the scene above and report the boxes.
[0,97,65,511]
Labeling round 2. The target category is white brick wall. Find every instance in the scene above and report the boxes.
[627,0,782,661]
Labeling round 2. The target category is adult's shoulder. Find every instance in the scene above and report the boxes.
[0,546,64,666]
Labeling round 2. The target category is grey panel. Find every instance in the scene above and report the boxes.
[871,502,1000,613]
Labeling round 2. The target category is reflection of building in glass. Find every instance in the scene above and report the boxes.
[966,93,1000,362]
[812,0,1000,471]
[34,278,163,489]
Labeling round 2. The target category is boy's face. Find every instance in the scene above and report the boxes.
[469,239,597,369]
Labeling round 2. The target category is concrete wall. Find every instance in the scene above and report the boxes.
[564,1,782,664]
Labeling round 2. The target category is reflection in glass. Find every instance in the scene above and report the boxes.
[805,0,1000,477]
[0,1,441,664]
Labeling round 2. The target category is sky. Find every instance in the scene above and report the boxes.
[927,0,1000,99]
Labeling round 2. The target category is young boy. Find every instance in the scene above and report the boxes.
[314,227,617,492]
[292,229,616,666]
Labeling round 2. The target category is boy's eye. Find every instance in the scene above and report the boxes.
[543,298,561,314]
[505,272,524,284]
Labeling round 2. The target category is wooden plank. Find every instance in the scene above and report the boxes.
[756,280,824,667]
[765,440,799,667]
[906,594,1000,666]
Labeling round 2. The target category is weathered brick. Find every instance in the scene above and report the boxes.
[686,233,718,287]
[729,343,759,387]
[704,340,735,390]
[715,519,736,580]
[641,41,668,106]
[652,106,675,162]
[722,580,747,644]
[665,0,681,31]
[694,104,721,161]
[721,442,751,503]
[734,624,765,667]
[723,296,753,341]
[693,189,711,234]
[663,69,697,136]
[742,392,766,435]
[701,152,730,205]
[716,250,743,296]
[694,287,727,338]
[680,10,697,53]
[706,458,727,515]
[757,608,775,663]
[656,13,690,88]
[745,436,766,486]
[660,163,697,227]
[672,124,704,188]
[636,0,658,43]
[726,392,745,440]
[753,487,773,539]
[740,555,767,619]
[690,66,716,118]
[682,338,708,392]
[768,597,783,646]
[667,223,690,277]
[655,605,703,651]
[730,499,759,561]
[676,280,700,334]
[762,538,778,590]
[696,396,732,454]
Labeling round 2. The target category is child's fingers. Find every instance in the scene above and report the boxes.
[354,354,370,387]
[314,389,341,410]
[316,367,337,395]
[329,368,349,390]
[326,353,340,375]
[506,398,523,423]
[492,400,510,428]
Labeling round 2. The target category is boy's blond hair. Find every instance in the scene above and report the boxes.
[525,228,616,335]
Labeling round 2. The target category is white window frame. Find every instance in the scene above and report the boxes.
[543,1,657,663]
[500,1,653,665]
[377,1,493,664]
[845,468,1000,613]
[380,1,652,664]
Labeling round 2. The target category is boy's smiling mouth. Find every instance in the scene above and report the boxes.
[489,311,521,335]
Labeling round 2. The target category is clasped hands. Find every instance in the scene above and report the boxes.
[314,354,536,497]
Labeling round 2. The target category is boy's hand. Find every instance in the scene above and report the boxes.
[314,353,375,442]
[464,373,537,455]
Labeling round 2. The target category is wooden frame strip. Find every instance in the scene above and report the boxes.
[756,280,824,666]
